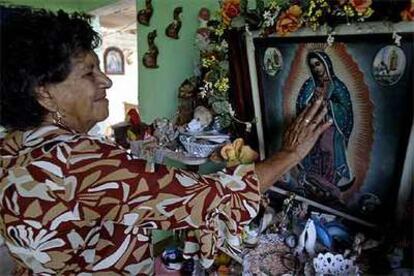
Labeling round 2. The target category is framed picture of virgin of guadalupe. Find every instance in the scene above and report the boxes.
[244,28,413,225]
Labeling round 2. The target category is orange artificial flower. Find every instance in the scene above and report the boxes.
[350,0,372,13]
[221,0,241,25]
[401,2,414,21]
[276,5,303,36]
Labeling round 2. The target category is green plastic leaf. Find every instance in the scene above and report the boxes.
[218,113,232,128]
[212,100,230,114]
[256,0,265,13]
[240,0,248,12]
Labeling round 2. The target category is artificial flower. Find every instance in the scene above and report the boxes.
[195,32,211,51]
[201,55,217,68]
[350,0,372,14]
[213,24,225,37]
[363,7,374,18]
[288,4,303,17]
[199,81,213,98]
[196,27,210,39]
[401,2,414,21]
[263,9,280,27]
[214,77,230,92]
[343,5,356,17]
[187,0,378,134]
[268,0,280,11]
[276,5,303,36]
[221,0,241,25]
[220,40,229,51]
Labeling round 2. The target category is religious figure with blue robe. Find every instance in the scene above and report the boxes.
[296,51,354,194]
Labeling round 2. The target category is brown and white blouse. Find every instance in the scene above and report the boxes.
[0,125,260,275]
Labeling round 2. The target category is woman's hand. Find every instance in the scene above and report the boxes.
[255,97,332,193]
[282,97,332,162]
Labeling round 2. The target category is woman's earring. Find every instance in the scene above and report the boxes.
[53,111,63,125]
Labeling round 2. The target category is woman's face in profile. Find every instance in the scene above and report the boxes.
[45,51,112,132]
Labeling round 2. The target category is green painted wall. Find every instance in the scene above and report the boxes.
[137,0,220,123]
[1,0,116,12]
[137,0,223,244]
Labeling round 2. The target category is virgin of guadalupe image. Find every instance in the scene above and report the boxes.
[296,51,354,197]
[107,51,122,73]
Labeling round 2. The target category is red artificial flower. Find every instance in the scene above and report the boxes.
[401,2,414,21]
[350,0,372,13]
[221,0,241,25]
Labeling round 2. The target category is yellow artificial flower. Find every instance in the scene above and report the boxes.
[214,25,225,37]
[201,56,217,68]
[214,77,230,92]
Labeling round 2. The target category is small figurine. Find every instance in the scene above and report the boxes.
[165,7,183,39]
[285,234,297,249]
[153,118,178,147]
[137,0,153,26]
[186,106,213,133]
[294,218,317,257]
[178,78,196,98]
[388,247,404,269]
[177,79,197,125]
[125,108,150,141]
[197,7,210,35]
[161,246,183,270]
[195,8,211,51]
[346,232,380,260]
[142,30,159,68]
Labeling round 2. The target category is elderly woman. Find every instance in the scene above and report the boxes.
[0,6,331,275]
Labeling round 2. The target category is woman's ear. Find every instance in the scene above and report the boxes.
[35,85,58,112]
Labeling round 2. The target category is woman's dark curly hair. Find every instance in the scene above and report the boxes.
[0,6,101,130]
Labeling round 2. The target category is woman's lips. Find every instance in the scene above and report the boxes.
[94,92,107,101]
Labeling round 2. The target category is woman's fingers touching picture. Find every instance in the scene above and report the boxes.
[282,98,332,160]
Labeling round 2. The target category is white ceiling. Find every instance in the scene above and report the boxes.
[90,0,137,34]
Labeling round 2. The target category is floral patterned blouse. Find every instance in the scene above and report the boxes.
[0,125,260,275]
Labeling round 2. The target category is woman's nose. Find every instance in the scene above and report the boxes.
[105,75,113,89]
[99,73,113,89]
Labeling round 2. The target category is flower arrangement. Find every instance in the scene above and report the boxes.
[191,0,375,133]
[253,0,374,36]
[195,17,240,130]
[189,0,409,136]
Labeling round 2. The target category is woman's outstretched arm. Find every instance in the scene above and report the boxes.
[256,97,332,193]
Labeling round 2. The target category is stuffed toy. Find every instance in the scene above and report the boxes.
[186,106,213,132]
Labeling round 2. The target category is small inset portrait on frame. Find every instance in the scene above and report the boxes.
[263,47,283,77]
[104,47,124,75]
[372,45,406,87]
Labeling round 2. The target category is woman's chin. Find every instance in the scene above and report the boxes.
[94,101,109,121]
